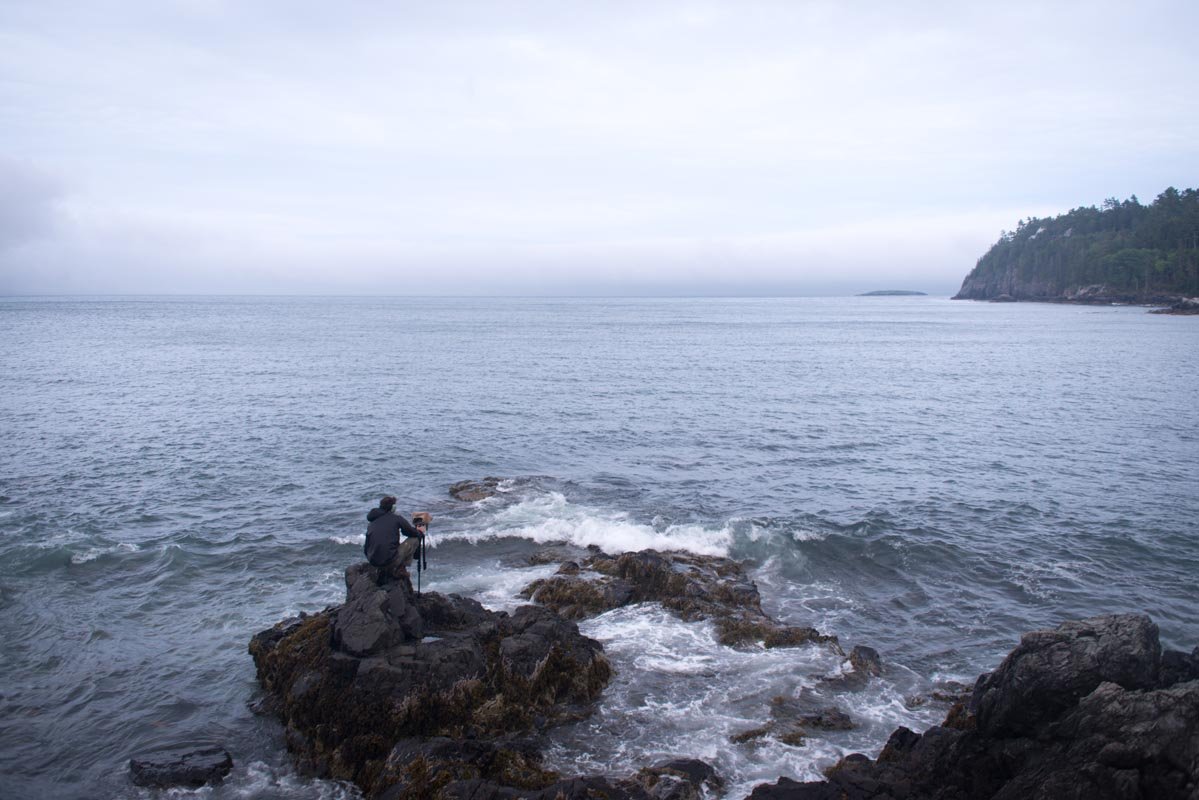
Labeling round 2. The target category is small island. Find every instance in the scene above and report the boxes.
[858,290,928,296]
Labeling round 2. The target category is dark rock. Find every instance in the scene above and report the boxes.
[1160,647,1199,686]
[528,545,595,566]
[373,741,720,800]
[849,645,882,677]
[734,694,855,747]
[331,565,424,656]
[970,613,1160,736]
[822,645,883,690]
[876,726,920,762]
[645,758,721,790]
[448,477,504,502]
[249,563,611,797]
[747,613,1199,800]
[630,758,723,800]
[520,548,841,653]
[374,736,558,799]
[128,745,233,788]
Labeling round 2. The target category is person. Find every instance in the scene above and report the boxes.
[364,495,425,582]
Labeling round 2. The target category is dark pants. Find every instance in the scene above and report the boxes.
[378,535,422,583]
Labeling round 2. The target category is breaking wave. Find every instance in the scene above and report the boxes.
[434,491,734,556]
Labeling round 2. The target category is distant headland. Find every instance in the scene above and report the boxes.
[858,290,927,296]
[953,186,1199,310]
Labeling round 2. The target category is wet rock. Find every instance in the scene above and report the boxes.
[630,757,722,799]
[971,613,1160,736]
[448,477,504,502]
[331,567,424,656]
[821,645,883,690]
[904,680,972,711]
[520,548,841,653]
[733,695,854,747]
[374,736,557,799]
[528,545,595,566]
[747,613,1199,800]
[374,741,719,800]
[1159,646,1199,686]
[249,563,611,797]
[128,745,233,788]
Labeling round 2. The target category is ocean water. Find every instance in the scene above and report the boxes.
[0,296,1196,799]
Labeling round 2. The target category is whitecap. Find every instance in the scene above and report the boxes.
[69,541,138,564]
[436,560,559,613]
[435,492,732,556]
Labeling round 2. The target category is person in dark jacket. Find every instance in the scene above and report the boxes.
[365,495,424,582]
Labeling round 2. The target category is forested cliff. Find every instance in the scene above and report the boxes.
[954,187,1199,302]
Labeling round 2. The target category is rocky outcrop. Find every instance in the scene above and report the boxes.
[448,478,504,502]
[747,614,1199,800]
[520,549,841,651]
[249,563,612,797]
[128,745,233,788]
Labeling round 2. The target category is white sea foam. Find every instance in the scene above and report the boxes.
[543,603,944,799]
[435,560,559,613]
[69,542,138,564]
[436,492,733,556]
[328,534,363,546]
[138,759,362,799]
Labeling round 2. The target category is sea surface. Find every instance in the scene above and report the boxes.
[0,296,1196,799]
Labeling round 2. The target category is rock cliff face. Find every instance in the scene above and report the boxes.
[748,614,1199,800]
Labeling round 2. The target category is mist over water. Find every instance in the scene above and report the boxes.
[1,296,1196,799]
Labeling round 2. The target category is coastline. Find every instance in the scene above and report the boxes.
[950,294,1199,314]
[225,484,1199,800]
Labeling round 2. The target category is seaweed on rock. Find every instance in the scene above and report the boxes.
[520,548,842,652]
[249,562,611,796]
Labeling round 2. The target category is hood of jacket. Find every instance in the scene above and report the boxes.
[366,507,387,522]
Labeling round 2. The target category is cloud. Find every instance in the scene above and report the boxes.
[0,1,1196,294]
[0,158,64,253]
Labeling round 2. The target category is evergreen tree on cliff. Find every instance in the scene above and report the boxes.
[954,187,1199,301]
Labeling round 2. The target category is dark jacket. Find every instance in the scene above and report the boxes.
[364,507,422,566]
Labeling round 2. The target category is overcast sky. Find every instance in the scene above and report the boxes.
[1,0,1196,295]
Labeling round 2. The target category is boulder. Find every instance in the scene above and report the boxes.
[970,613,1160,736]
[128,745,232,788]
[331,565,424,656]
[747,614,1199,800]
